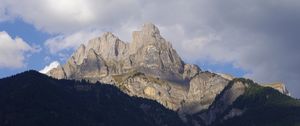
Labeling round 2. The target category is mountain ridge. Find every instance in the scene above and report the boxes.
[48,23,210,111]
[2,70,300,126]
[46,23,294,125]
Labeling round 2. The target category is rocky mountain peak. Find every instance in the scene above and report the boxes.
[102,32,116,38]
[46,23,228,112]
[130,23,169,53]
[46,23,290,120]
[72,44,86,65]
[84,32,128,62]
[263,82,290,96]
[141,23,160,35]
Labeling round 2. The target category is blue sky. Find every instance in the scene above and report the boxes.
[0,0,299,98]
[0,19,64,77]
[0,19,47,77]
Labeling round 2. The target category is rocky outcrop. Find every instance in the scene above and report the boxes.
[197,80,248,125]
[263,82,290,96]
[183,64,200,80]
[116,72,188,109]
[47,66,65,79]
[217,73,234,81]
[180,72,229,114]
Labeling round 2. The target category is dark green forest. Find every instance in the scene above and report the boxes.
[0,70,185,126]
[1,71,300,126]
[214,78,300,126]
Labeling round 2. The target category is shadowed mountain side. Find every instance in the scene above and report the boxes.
[0,70,187,126]
[178,78,300,126]
[187,78,300,126]
[213,80,300,126]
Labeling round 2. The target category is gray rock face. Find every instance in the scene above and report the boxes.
[47,23,226,113]
[47,66,65,79]
[183,64,200,80]
[114,71,188,110]
[181,72,229,114]
[48,23,190,110]
[198,81,248,125]
[47,23,289,123]
[217,73,234,81]
[263,82,290,96]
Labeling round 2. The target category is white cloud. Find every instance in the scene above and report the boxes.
[1,0,141,33]
[0,31,37,68]
[39,61,60,74]
[44,23,139,54]
[45,30,101,53]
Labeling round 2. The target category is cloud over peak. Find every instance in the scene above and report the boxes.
[0,31,38,68]
[39,61,60,74]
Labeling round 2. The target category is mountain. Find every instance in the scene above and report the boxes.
[45,23,298,125]
[220,84,300,126]
[0,70,186,126]
[189,78,300,126]
[48,23,230,113]
[1,71,299,126]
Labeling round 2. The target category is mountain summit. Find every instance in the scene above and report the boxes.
[49,23,184,82]
[47,23,293,125]
[47,23,227,112]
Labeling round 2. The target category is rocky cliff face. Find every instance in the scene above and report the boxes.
[47,23,228,112]
[47,23,290,123]
[263,83,290,96]
[197,79,249,125]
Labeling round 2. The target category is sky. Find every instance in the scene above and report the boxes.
[0,0,299,98]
